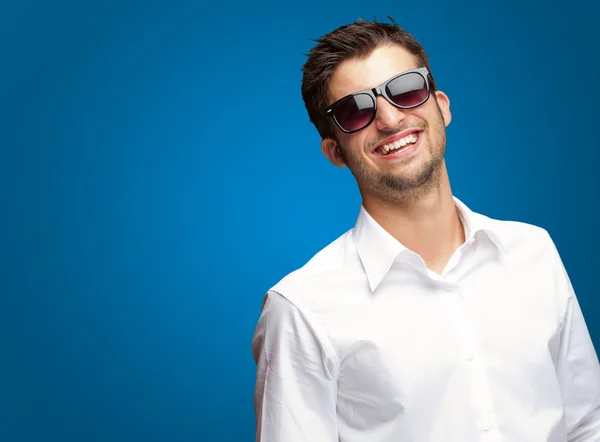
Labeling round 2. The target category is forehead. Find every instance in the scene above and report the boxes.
[328,44,420,104]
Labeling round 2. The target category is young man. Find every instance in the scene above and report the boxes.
[251,19,600,442]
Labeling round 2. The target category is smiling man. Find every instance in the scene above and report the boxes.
[251,18,600,442]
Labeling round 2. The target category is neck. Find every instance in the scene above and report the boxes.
[361,163,465,274]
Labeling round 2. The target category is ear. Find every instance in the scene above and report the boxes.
[434,90,452,127]
[321,137,346,167]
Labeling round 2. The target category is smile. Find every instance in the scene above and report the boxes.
[375,131,422,158]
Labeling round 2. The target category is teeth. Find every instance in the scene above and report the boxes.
[381,133,419,154]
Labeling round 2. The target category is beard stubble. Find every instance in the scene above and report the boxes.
[337,103,447,205]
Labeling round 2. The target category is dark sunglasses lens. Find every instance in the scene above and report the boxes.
[333,93,375,132]
[386,72,428,107]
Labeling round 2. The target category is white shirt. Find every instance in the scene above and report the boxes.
[252,197,600,442]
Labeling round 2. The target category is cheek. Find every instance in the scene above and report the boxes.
[430,101,449,127]
[339,133,368,156]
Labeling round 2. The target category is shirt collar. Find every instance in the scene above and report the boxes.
[452,196,508,254]
[352,196,508,292]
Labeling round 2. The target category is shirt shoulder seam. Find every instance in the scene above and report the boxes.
[268,288,339,378]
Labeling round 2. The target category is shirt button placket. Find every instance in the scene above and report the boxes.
[444,282,499,440]
[444,281,476,362]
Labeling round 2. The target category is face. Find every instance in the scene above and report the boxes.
[321,44,452,204]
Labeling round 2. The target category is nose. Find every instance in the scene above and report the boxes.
[374,95,406,132]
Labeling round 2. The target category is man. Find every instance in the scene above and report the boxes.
[251,18,600,442]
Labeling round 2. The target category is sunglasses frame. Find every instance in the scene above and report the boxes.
[325,67,431,134]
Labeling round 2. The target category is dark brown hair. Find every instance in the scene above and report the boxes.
[300,17,437,140]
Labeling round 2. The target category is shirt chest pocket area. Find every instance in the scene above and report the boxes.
[336,296,465,420]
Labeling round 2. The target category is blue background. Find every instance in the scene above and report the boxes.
[1,0,598,440]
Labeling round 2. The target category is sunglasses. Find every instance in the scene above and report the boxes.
[325,67,431,134]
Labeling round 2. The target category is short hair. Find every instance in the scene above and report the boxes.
[300,17,437,140]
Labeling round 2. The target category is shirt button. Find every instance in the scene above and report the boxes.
[466,354,474,361]
[482,422,493,431]
[445,282,454,291]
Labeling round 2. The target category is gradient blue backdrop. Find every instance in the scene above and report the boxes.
[1,0,598,440]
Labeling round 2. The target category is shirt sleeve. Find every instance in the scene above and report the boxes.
[251,290,339,442]
[550,237,600,441]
